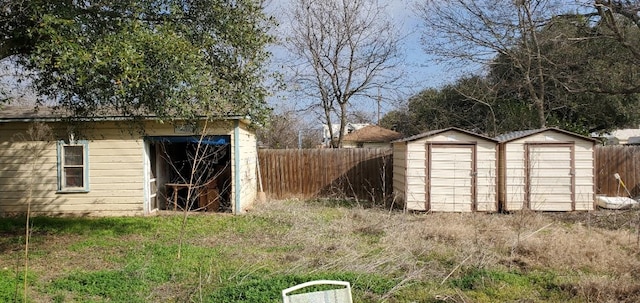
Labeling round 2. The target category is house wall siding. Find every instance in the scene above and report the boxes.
[0,122,145,216]
[237,122,257,212]
[0,120,255,216]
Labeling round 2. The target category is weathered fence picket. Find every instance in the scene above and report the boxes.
[595,145,640,197]
[258,148,392,202]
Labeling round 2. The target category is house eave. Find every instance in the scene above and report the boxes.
[0,115,251,124]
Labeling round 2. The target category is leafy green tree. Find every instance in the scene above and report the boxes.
[379,108,422,136]
[1,0,275,123]
[489,14,640,133]
[380,76,537,137]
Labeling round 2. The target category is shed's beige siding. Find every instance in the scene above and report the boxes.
[404,137,428,210]
[392,141,408,206]
[393,129,498,212]
[0,119,256,216]
[501,130,594,211]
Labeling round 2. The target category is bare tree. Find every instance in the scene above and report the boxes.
[257,111,321,148]
[417,0,569,128]
[589,0,640,93]
[287,0,402,148]
[596,0,640,61]
[166,121,233,259]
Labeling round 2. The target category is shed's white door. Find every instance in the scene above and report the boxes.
[527,144,574,211]
[429,145,475,212]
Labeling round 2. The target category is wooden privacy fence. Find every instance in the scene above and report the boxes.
[259,146,640,202]
[258,148,393,202]
[595,145,640,197]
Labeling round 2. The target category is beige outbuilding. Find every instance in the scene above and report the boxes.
[392,127,499,212]
[0,106,258,216]
[496,128,596,211]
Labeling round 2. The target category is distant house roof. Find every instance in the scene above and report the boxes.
[342,125,403,143]
[594,127,640,144]
[323,123,370,137]
[393,127,497,143]
[495,127,597,143]
[0,106,249,123]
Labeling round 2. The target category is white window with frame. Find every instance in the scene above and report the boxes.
[57,140,89,192]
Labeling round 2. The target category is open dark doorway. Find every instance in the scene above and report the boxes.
[146,136,232,212]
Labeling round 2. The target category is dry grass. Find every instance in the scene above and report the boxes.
[249,199,640,301]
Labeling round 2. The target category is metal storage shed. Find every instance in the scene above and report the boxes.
[392,127,499,212]
[496,128,596,211]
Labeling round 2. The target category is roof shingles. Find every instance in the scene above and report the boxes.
[342,125,403,143]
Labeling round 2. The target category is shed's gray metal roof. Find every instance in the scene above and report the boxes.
[494,127,597,143]
[393,127,498,143]
[494,129,544,142]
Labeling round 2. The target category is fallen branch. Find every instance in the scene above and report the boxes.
[521,223,554,242]
[441,253,473,285]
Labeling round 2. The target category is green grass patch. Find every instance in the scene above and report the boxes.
[50,269,148,303]
[395,278,572,303]
[205,272,396,303]
[417,250,457,267]
[0,269,23,303]
[450,268,569,302]
[0,216,158,237]
[0,269,37,303]
[0,217,24,234]
[174,214,289,239]
[66,237,116,252]
[46,243,215,302]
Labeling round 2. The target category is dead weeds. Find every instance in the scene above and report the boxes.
[252,200,640,301]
